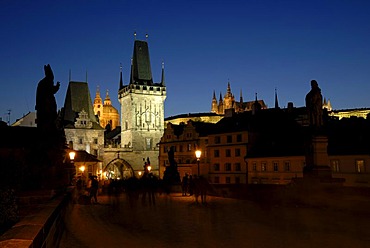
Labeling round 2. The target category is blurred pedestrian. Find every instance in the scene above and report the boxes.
[89,176,99,204]
[182,174,189,196]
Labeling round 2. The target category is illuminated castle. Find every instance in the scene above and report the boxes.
[211,82,267,114]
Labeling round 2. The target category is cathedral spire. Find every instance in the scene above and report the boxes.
[226,81,232,97]
[275,88,279,109]
[211,90,218,113]
[119,63,124,89]
[252,92,262,115]
[161,61,165,86]
[240,89,243,103]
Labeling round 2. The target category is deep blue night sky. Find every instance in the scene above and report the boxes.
[1,0,370,124]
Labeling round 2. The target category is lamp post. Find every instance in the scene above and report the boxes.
[68,151,76,184]
[195,150,202,176]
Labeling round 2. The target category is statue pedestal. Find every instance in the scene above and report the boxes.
[299,134,345,187]
[304,135,331,179]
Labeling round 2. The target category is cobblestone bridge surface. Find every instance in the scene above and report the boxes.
[59,192,370,248]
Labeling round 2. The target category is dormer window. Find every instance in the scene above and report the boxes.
[75,109,93,128]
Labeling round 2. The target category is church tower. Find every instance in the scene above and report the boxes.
[93,86,103,119]
[223,82,235,110]
[211,91,218,113]
[93,86,120,130]
[118,39,166,153]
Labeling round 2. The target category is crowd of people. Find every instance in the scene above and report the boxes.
[182,174,210,204]
[71,171,211,206]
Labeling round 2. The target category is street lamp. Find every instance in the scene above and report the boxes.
[69,151,76,161]
[195,150,202,176]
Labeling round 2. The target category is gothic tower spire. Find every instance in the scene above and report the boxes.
[129,39,153,85]
[275,88,279,109]
[161,61,165,86]
[211,90,218,113]
[119,63,124,90]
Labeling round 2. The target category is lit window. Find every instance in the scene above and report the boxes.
[331,160,340,172]
[146,138,152,150]
[252,162,257,171]
[187,144,192,151]
[261,162,267,171]
[356,160,365,173]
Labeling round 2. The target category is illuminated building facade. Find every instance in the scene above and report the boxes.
[93,87,120,130]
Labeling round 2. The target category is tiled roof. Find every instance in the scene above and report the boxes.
[62,81,102,129]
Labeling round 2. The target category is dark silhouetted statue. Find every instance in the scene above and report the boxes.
[35,64,60,133]
[163,146,181,191]
[34,65,66,189]
[305,80,323,129]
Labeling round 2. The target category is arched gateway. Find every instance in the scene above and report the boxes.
[104,158,134,179]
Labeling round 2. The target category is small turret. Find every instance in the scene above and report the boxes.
[104,90,111,106]
[161,61,165,86]
[119,63,124,90]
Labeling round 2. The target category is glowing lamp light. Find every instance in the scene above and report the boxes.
[79,166,85,173]
[195,150,202,160]
[147,165,152,172]
[138,171,142,176]
[195,149,202,176]
[69,151,76,161]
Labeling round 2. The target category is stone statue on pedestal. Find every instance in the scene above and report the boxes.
[35,64,60,133]
[305,80,323,129]
[163,146,181,189]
